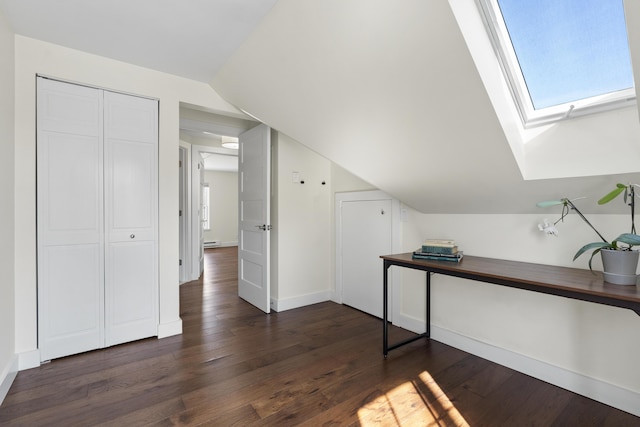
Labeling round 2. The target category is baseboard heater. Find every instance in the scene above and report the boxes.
[204,240,220,248]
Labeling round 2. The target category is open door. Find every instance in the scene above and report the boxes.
[238,124,271,313]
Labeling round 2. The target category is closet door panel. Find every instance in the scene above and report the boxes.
[104,91,158,346]
[38,133,103,244]
[106,241,156,346]
[37,78,104,361]
[107,140,155,241]
[39,244,103,361]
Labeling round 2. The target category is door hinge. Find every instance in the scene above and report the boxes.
[179,259,182,266]
[179,160,182,168]
[179,210,182,217]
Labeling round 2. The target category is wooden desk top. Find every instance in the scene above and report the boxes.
[381,253,640,315]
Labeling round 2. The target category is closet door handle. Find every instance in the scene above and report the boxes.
[130,234,135,239]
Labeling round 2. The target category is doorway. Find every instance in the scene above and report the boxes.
[188,144,239,281]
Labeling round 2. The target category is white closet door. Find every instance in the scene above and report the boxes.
[37,78,105,361]
[341,199,393,318]
[104,91,158,346]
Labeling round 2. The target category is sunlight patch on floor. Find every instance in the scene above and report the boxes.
[357,371,470,426]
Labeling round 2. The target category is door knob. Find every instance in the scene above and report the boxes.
[130,234,135,239]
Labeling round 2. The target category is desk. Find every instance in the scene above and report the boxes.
[381,253,640,357]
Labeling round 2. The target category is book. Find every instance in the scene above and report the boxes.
[421,245,458,255]
[422,239,455,247]
[414,249,462,258]
[412,251,463,262]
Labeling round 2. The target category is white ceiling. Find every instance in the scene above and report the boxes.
[0,0,277,82]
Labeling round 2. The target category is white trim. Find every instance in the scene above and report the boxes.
[203,241,238,248]
[0,355,18,405]
[393,311,640,417]
[270,291,331,312]
[18,349,41,371]
[178,143,191,284]
[157,319,183,338]
[18,349,41,370]
[334,190,401,321]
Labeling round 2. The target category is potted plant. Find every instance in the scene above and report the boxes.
[537,183,640,285]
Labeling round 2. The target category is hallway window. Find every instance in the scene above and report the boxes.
[202,184,210,231]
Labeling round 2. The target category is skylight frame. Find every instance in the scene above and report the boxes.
[476,0,637,128]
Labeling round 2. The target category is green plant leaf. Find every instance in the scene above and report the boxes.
[573,241,612,261]
[598,185,626,205]
[587,247,603,272]
[536,200,565,208]
[615,233,640,247]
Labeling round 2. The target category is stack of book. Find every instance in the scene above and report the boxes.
[412,239,463,262]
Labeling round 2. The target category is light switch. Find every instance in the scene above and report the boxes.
[292,171,300,183]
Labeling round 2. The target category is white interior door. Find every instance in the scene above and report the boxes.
[339,196,394,318]
[37,78,105,361]
[103,90,158,346]
[238,124,271,313]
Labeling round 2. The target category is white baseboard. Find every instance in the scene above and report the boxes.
[18,349,41,371]
[0,355,18,405]
[203,241,238,249]
[158,319,183,338]
[394,313,640,417]
[271,291,331,312]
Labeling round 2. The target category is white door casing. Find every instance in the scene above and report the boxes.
[178,147,187,283]
[238,124,271,313]
[198,155,206,275]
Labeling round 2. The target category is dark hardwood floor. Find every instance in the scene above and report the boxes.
[1,247,638,426]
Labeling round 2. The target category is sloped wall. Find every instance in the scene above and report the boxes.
[211,0,640,214]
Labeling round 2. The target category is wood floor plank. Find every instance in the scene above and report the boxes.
[1,247,638,426]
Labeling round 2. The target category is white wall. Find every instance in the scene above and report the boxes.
[0,9,16,402]
[203,170,238,246]
[271,132,333,311]
[13,36,246,367]
[398,210,640,415]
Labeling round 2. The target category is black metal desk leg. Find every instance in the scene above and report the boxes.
[426,272,431,339]
[382,260,429,357]
[383,260,390,357]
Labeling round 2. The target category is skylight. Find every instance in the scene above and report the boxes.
[478,0,636,126]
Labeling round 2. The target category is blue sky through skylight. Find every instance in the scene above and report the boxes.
[497,0,634,110]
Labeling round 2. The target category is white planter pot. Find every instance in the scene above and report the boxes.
[601,249,639,286]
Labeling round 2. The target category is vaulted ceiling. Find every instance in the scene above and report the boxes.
[3,0,640,213]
